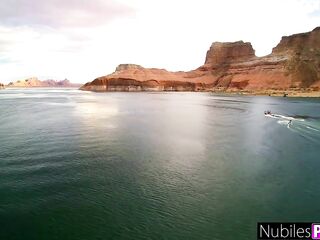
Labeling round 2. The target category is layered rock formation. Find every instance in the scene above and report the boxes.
[7,77,81,88]
[205,41,255,65]
[81,27,320,93]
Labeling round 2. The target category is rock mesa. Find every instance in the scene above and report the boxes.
[80,27,320,93]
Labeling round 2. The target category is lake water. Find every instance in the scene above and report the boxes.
[1,89,320,240]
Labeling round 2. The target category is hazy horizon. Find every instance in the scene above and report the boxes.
[0,0,319,84]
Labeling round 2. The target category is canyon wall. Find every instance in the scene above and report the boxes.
[80,27,320,93]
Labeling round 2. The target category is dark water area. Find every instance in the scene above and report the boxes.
[1,89,320,240]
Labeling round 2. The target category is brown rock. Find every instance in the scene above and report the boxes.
[115,64,144,72]
[272,27,320,55]
[205,41,255,65]
[80,27,320,93]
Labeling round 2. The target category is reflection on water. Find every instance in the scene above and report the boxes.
[74,102,119,118]
[0,89,320,240]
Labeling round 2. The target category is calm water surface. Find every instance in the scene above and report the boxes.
[1,89,320,240]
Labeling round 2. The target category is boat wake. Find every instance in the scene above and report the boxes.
[265,113,320,142]
[265,113,304,122]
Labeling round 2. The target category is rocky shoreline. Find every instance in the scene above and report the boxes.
[217,89,320,97]
[80,27,320,96]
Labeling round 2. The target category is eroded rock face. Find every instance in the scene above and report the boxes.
[205,41,255,65]
[7,78,81,88]
[115,64,144,72]
[81,77,210,92]
[80,27,320,92]
[272,27,320,54]
[271,27,320,88]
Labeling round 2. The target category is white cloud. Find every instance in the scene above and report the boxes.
[0,0,319,83]
[0,0,133,27]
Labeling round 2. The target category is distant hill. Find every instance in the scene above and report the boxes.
[7,77,81,88]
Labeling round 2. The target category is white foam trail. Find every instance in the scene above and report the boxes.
[265,114,304,121]
[277,120,290,125]
[268,113,320,136]
[265,114,279,119]
[306,126,320,132]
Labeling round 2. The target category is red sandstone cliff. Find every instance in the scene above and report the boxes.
[7,77,81,88]
[80,27,320,93]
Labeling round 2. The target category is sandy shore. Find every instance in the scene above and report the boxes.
[220,90,320,97]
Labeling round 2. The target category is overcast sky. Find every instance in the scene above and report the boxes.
[0,0,319,83]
